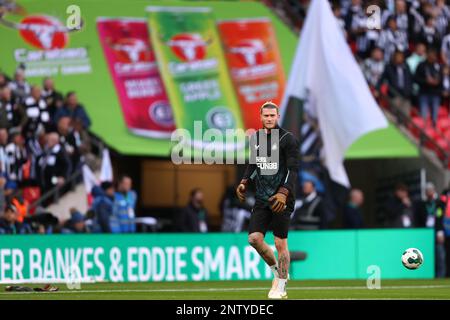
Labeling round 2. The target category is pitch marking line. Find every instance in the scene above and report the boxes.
[1,285,449,295]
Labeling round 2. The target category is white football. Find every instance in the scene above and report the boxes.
[401,248,424,270]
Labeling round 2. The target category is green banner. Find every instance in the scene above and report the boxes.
[147,6,245,154]
[0,229,434,283]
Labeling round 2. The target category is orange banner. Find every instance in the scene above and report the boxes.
[218,18,286,131]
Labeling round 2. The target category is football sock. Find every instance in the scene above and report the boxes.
[270,264,279,278]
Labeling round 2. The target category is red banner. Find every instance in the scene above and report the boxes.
[97,17,175,138]
[218,18,286,130]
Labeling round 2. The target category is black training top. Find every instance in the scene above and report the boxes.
[242,125,300,211]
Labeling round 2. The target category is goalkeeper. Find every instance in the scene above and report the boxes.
[236,102,299,299]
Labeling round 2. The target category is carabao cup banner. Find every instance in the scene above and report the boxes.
[147,6,245,152]
[0,0,295,156]
[0,229,434,283]
[97,17,175,139]
[218,18,286,131]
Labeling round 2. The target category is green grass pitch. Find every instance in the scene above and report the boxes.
[1,279,450,300]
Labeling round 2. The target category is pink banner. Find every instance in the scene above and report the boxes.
[97,17,175,138]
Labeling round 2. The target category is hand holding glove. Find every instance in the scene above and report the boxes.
[269,187,289,213]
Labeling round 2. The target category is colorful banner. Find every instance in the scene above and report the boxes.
[97,17,175,138]
[147,6,245,151]
[0,0,299,156]
[218,18,286,131]
[0,230,434,283]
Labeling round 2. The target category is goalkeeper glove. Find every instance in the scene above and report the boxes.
[269,187,289,213]
[236,179,248,202]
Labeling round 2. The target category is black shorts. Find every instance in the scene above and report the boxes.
[248,203,291,239]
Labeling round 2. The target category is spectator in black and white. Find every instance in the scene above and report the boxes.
[415,47,443,127]
[381,0,410,35]
[42,77,63,124]
[347,3,379,59]
[440,24,450,66]
[26,126,46,184]
[0,86,25,129]
[361,47,385,88]
[377,50,413,119]
[290,180,326,230]
[409,2,426,41]
[0,204,32,234]
[332,3,347,39]
[55,92,91,130]
[344,0,363,32]
[7,67,30,104]
[377,16,408,63]
[5,128,27,187]
[343,188,365,229]
[0,129,15,199]
[57,116,80,174]
[22,85,51,140]
[0,176,6,213]
[339,0,352,17]
[0,128,8,177]
[434,0,450,38]
[414,182,446,278]
[72,118,91,165]
[36,132,69,194]
[418,15,441,51]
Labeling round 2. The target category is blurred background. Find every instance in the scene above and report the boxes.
[0,0,449,282]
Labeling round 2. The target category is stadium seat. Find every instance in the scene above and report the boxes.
[349,40,357,54]
[437,118,450,134]
[445,130,450,141]
[433,138,449,160]
[409,116,427,137]
[438,107,449,119]
[423,126,440,150]
[380,84,389,97]
[410,108,419,118]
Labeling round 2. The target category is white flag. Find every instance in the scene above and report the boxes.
[100,148,113,182]
[82,164,98,193]
[280,0,388,187]
[82,164,98,206]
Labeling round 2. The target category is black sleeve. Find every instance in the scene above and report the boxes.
[242,164,257,182]
[281,133,300,194]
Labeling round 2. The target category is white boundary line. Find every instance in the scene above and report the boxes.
[1,285,449,295]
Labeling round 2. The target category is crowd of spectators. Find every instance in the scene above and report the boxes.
[0,65,92,233]
[335,0,450,155]
[0,174,139,235]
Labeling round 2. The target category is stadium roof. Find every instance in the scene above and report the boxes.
[346,124,418,159]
